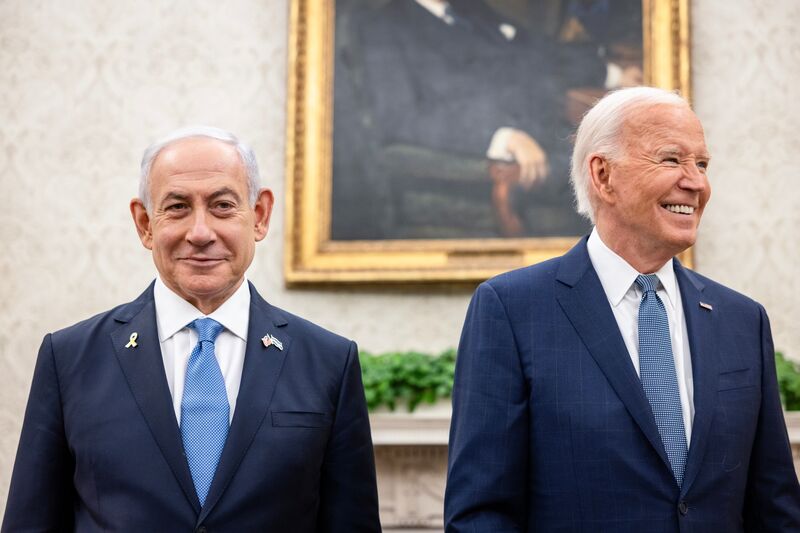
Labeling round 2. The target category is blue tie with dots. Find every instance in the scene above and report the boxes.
[636,274,688,487]
[181,318,229,506]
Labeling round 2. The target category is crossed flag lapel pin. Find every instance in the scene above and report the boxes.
[262,334,283,351]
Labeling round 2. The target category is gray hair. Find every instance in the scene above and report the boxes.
[569,86,689,223]
[139,126,261,210]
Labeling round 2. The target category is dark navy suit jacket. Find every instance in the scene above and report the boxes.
[3,282,380,532]
[445,238,800,532]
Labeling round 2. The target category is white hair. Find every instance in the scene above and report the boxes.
[139,126,261,210]
[569,86,689,223]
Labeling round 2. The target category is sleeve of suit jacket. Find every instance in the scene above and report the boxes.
[317,341,381,533]
[742,306,800,531]
[3,334,75,532]
[445,282,529,531]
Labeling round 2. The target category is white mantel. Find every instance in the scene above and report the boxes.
[372,409,800,532]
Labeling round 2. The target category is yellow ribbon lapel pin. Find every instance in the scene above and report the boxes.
[125,332,139,348]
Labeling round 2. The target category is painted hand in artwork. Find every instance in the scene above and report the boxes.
[505,129,549,189]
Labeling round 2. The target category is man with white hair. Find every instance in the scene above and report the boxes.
[445,87,800,531]
[3,127,381,532]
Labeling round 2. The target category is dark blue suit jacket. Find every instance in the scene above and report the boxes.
[3,283,380,532]
[445,238,800,532]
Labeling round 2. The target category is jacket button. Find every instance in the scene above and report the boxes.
[196,527,207,533]
[678,501,688,515]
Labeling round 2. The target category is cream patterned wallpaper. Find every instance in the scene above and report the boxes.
[0,0,797,512]
[692,0,800,361]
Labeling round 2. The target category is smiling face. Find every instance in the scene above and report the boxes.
[589,103,711,272]
[130,137,273,313]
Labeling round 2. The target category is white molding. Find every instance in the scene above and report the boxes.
[369,409,800,446]
[785,411,800,442]
[370,403,452,446]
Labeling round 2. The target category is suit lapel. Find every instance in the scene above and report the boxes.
[110,287,200,513]
[674,261,719,495]
[199,283,291,523]
[555,240,672,471]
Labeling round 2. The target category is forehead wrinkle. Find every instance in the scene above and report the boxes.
[163,169,238,178]
[152,138,245,177]
[621,117,707,157]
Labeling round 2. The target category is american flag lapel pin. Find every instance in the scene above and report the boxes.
[270,334,283,351]
[262,334,283,351]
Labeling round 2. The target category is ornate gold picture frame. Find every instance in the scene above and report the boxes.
[286,0,691,284]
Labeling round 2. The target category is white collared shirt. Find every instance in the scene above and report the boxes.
[154,277,250,425]
[587,228,695,444]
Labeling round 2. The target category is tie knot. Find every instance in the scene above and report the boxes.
[190,318,224,343]
[635,274,660,294]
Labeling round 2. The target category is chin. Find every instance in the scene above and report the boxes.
[176,276,226,296]
[663,232,697,257]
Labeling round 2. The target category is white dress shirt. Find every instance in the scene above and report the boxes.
[153,277,250,425]
[586,229,695,444]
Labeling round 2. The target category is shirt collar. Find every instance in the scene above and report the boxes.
[586,228,678,310]
[154,277,251,342]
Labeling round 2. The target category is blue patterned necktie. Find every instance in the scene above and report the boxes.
[180,318,229,506]
[636,274,688,487]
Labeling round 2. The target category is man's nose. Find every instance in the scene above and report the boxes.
[186,210,215,245]
[679,161,708,192]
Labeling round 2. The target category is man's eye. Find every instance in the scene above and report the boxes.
[697,161,709,170]
[663,157,680,164]
[215,201,235,210]
[165,203,187,211]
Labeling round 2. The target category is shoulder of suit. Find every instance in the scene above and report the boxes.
[48,286,154,345]
[251,298,354,351]
[678,265,764,312]
[486,255,563,291]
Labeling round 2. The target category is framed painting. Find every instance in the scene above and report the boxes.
[286,0,691,283]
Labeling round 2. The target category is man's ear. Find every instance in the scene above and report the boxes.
[588,153,615,204]
[130,199,154,250]
[253,188,274,241]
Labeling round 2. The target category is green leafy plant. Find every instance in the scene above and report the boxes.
[776,352,800,411]
[359,351,800,412]
[359,349,456,412]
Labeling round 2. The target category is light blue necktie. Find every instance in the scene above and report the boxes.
[636,274,688,487]
[180,318,229,506]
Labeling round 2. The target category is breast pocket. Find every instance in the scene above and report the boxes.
[271,411,332,428]
[717,368,754,392]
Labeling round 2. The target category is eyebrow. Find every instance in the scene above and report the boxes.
[159,187,243,205]
[160,192,190,204]
[656,146,681,155]
[208,187,242,203]
[657,146,711,160]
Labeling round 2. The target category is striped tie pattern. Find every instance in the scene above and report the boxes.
[180,318,229,505]
[636,274,688,487]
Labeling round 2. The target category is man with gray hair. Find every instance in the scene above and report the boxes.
[3,127,381,532]
[445,87,800,531]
